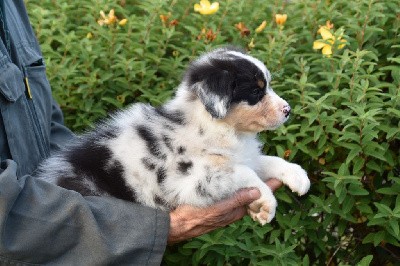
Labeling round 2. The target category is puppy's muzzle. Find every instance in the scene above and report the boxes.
[282,105,291,118]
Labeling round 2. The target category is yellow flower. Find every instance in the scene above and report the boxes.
[194,0,219,15]
[248,38,255,49]
[118,18,128,26]
[338,39,346,49]
[86,32,93,39]
[318,26,333,39]
[255,20,267,33]
[97,9,117,26]
[313,24,347,57]
[275,14,287,26]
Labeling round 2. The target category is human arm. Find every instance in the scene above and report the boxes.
[168,179,283,244]
[0,159,169,265]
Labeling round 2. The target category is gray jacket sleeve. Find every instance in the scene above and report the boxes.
[0,159,169,265]
[0,1,170,264]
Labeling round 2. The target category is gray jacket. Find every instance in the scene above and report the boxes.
[0,1,169,265]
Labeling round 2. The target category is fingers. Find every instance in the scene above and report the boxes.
[168,204,248,244]
[218,188,261,211]
[193,180,281,218]
[168,179,284,244]
[266,178,283,192]
[220,179,281,212]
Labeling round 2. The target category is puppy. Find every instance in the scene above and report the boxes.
[37,46,310,225]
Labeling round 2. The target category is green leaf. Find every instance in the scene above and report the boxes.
[353,157,365,174]
[389,219,400,238]
[345,146,362,165]
[374,203,393,216]
[373,231,385,246]
[302,255,310,266]
[342,196,355,213]
[284,229,292,241]
[276,191,293,204]
[394,195,400,214]
[357,255,373,266]
[313,126,323,142]
[348,184,369,196]
[376,187,400,195]
[357,202,373,214]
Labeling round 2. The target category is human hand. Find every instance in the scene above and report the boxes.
[168,178,283,244]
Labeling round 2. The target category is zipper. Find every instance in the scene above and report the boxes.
[22,66,50,158]
[24,76,32,99]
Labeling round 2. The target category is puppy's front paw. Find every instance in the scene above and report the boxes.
[283,163,310,196]
[247,196,277,225]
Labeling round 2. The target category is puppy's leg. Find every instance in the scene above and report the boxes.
[232,165,277,225]
[257,156,310,196]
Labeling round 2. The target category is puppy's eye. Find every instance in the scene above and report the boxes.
[252,88,259,95]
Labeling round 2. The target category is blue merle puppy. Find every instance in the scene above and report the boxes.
[37,47,310,224]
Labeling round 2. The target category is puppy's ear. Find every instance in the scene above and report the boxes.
[185,60,235,119]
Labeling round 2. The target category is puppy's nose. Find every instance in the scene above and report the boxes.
[282,105,291,118]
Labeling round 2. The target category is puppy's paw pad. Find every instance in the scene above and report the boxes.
[248,198,276,225]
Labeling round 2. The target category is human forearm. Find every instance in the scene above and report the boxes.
[0,159,169,265]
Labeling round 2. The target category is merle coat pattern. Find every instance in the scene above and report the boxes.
[37,47,310,224]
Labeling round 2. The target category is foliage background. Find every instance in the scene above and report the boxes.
[25,0,399,265]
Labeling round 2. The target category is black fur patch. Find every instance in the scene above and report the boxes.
[58,176,99,196]
[199,127,204,136]
[94,126,119,140]
[230,59,266,106]
[65,137,136,202]
[154,195,167,206]
[157,167,167,183]
[155,107,185,125]
[142,157,156,171]
[196,182,212,198]
[162,135,174,152]
[177,146,186,154]
[177,160,193,175]
[136,125,166,160]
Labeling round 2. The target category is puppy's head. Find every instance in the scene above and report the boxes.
[183,46,290,132]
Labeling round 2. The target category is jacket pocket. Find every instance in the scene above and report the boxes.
[0,57,49,176]
[0,55,25,102]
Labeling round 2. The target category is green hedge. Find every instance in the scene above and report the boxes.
[26,0,399,265]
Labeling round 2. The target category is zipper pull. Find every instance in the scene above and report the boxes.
[24,77,32,99]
